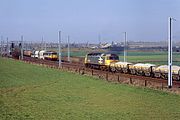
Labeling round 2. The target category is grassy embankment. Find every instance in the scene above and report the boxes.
[0,57,180,120]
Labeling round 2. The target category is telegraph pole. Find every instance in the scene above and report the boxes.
[58,31,62,68]
[168,17,173,88]
[123,32,127,62]
[21,35,24,60]
[67,35,70,62]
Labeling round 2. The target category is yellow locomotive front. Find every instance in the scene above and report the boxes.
[51,52,58,60]
[104,54,119,66]
[84,53,119,70]
[44,51,58,61]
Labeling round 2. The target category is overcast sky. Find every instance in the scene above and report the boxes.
[0,0,180,43]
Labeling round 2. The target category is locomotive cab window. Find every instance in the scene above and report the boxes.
[108,55,119,60]
[52,53,57,55]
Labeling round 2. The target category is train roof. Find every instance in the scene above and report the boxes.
[87,52,118,56]
[44,51,57,53]
[87,52,102,56]
[115,62,132,65]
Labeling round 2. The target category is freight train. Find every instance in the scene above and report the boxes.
[14,49,58,61]
[84,52,180,81]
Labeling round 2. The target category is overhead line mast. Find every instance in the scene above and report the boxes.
[168,17,174,88]
[58,31,62,68]
[67,35,70,62]
[123,32,127,62]
[21,35,24,60]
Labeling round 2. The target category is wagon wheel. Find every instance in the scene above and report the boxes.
[116,67,122,72]
[130,69,136,75]
[161,73,168,80]
[110,66,116,72]
[122,68,128,73]
[173,75,180,81]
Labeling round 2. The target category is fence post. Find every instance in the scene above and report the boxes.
[91,70,93,76]
[117,75,120,82]
[78,68,80,74]
[145,80,147,87]
[130,78,132,84]
[82,68,85,75]
[106,72,108,81]
[161,82,163,90]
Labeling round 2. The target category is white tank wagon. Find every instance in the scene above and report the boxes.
[129,63,156,76]
[30,50,35,58]
[109,62,132,73]
[153,65,180,80]
[38,50,46,59]
[34,50,40,58]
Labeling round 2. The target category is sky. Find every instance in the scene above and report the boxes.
[0,0,180,43]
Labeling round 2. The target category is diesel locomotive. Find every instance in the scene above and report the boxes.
[84,52,180,81]
[84,52,119,70]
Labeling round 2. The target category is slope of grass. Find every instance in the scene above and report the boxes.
[0,57,180,120]
[118,51,180,65]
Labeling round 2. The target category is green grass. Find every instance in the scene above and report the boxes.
[0,57,180,120]
[118,51,180,65]
[62,51,87,57]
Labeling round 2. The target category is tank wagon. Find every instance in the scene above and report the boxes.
[110,62,156,77]
[153,65,180,80]
[113,62,180,80]
[129,63,156,77]
[23,50,32,57]
[84,52,119,70]
[34,51,40,58]
[110,62,132,73]
[39,50,46,59]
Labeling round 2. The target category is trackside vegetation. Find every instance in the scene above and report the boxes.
[0,57,180,120]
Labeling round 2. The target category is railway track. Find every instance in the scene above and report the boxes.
[21,56,180,92]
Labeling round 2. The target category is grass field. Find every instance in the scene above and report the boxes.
[0,57,180,120]
[118,51,180,65]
